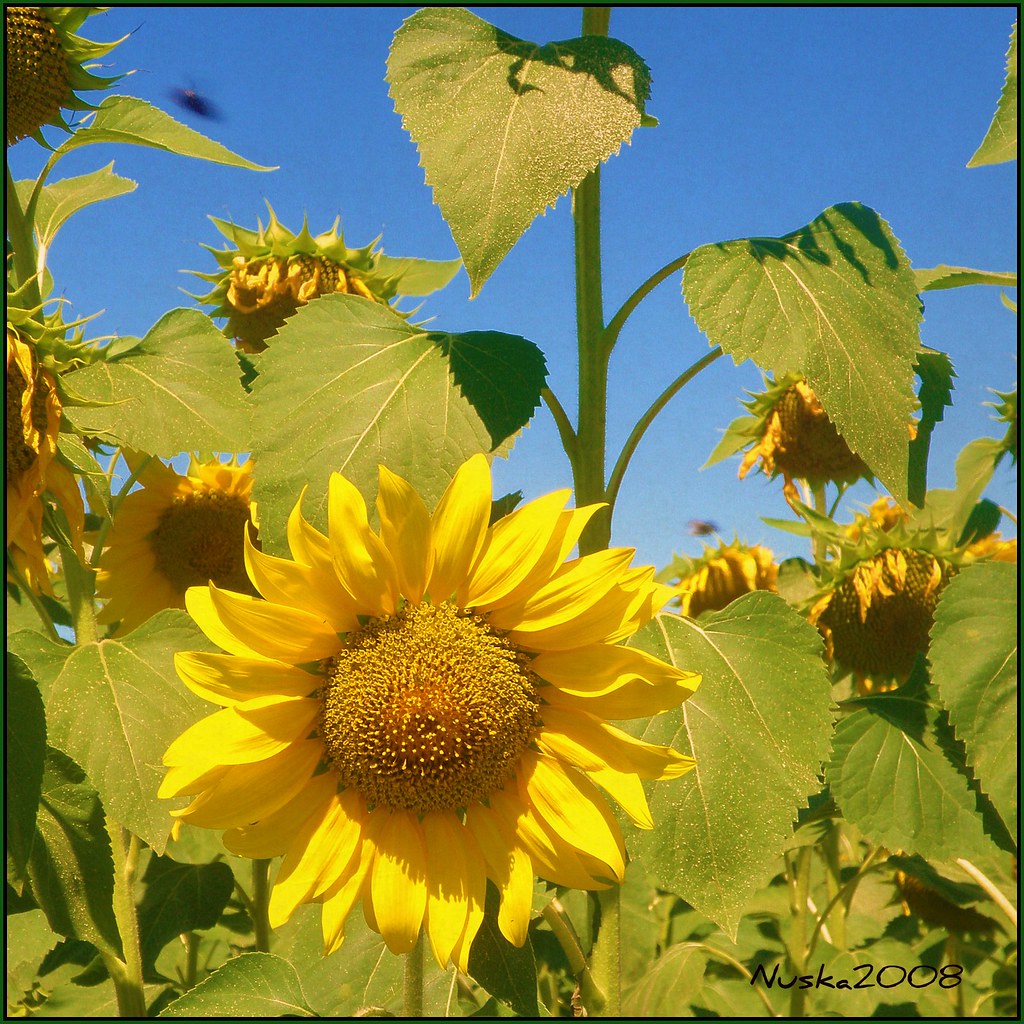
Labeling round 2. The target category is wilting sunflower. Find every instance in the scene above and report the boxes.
[96,454,256,635]
[6,327,84,592]
[660,539,777,618]
[160,456,700,969]
[894,868,997,935]
[191,204,461,352]
[707,373,876,507]
[5,6,123,146]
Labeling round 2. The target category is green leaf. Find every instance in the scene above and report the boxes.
[621,944,708,1016]
[64,309,251,454]
[907,347,956,505]
[137,855,235,982]
[58,95,274,170]
[6,910,58,1013]
[826,692,991,860]
[683,203,923,503]
[388,8,651,295]
[929,562,1017,840]
[43,610,213,856]
[158,952,315,1017]
[968,22,1017,167]
[56,434,111,517]
[374,253,463,296]
[16,165,136,252]
[629,594,834,937]
[6,654,47,891]
[909,436,1005,542]
[5,630,73,705]
[26,748,121,958]
[467,885,539,1016]
[249,294,545,553]
[914,264,1018,291]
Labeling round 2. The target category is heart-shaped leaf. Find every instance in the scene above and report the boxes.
[629,594,834,937]
[683,202,923,503]
[388,7,651,295]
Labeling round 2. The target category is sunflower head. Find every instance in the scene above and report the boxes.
[96,454,257,635]
[5,7,124,146]
[659,538,778,618]
[6,325,85,593]
[160,457,700,969]
[190,204,460,353]
[894,869,997,935]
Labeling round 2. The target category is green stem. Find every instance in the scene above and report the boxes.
[807,845,886,959]
[787,846,813,1017]
[675,943,778,1016]
[251,858,272,953]
[540,899,605,1014]
[589,887,621,1016]
[956,858,1017,927]
[6,164,42,308]
[820,822,847,950]
[810,483,829,567]
[6,552,63,642]
[571,5,613,558]
[56,534,97,645]
[106,822,147,1019]
[403,932,424,1018]
[606,347,723,508]
[602,252,691,357]
[541,386,578,463]
[182,932,199,990]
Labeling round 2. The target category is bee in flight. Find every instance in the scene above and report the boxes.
[687,519,720,537]
[171,88,220,120]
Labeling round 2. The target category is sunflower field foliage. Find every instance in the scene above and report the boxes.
[5,6,1018,1019]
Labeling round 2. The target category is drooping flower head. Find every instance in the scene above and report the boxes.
[5,6,124,146]
[659,539,778,618]
[160,456,700,969]
[707,374,877,507]
[6,327,84,593]
[191,204,461,352]
[96,454,256,635]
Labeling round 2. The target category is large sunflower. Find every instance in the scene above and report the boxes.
[160,456,700,970]
[6,327,84,592]
[96,454,256,635]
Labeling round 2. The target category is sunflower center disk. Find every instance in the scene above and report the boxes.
[151,491,253,593]
[320,602,541,814]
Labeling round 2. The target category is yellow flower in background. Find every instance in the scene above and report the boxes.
[810,547,955,684]
[6,328,84,593]
[96,455,256,635]
[664,540,778,618]
[160,456,700,969]
[191,204,460,352]
[5,6,123,146]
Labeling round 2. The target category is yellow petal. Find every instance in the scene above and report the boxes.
[320,841,375,956]
[541,706,696,781]
[465,804,534,947]
[518,752,625,883]
[157,761,226,800]
[185,586,283,659]
[465,490,571,607]
[174,740,322,829]
[244,530,358,633]
[422,813,483,968]
[269,788,365,927]
[163,696,318,768]
[489,788,605,892]
[223,772,337,858]
[204,584,342,663]
[286,486,331,567]
[174,651,320,706]
[479,503,604,612]
[532,644,700,714]
[451,889,486,974]
[534,727,653,829]
[370,809,427,955]
[328,472,398,615]
[428,455,491,603]
[376,465,433,603]
[487,548,635,633]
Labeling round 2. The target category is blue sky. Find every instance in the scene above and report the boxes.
[10,5,1018,570]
